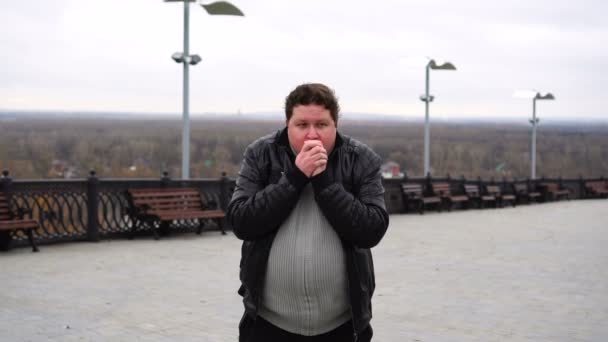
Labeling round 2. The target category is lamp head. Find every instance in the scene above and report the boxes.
[419,95,435,102]
[189,54,202,65]
[535,92,555,100]
[428,59,456,70]
[171,52,185,63]
[200,1,244,16]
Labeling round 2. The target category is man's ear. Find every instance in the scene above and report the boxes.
[285,119,289,127]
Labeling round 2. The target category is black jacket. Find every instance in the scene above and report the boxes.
[228,128,389,340]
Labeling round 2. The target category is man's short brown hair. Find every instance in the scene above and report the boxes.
[285,83,340,123]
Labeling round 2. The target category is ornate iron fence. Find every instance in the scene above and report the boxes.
[1,171,235,248]
[380,174,605,214]
[0,169,605,249]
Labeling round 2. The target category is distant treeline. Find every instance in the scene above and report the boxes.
[1,117,607,179]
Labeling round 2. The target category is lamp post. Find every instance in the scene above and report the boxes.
[419,59,456,177]
[529,92,555,179]
[165,0,244,179]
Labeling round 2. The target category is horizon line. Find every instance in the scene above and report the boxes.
[1,108,607,124]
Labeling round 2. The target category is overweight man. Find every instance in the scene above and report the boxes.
[228,83,389,342]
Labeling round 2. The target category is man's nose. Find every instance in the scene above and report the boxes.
[306,126,319,139]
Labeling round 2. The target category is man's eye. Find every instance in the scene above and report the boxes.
[297,123,307,128]
[317,123,328,128]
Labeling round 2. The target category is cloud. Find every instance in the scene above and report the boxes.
[1,0,607,119]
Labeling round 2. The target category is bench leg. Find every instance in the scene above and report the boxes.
[216,218,226,235]
[25,229,39,252]
[152,227,160,240]
[153,222,165,240]
[196,219,204,235]
[0,230,13,251]
[129,220,138,240]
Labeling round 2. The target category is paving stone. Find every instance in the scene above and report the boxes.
[1,200,607,341]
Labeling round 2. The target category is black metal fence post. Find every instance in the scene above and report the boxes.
[219,171,229,211]
[459,175,466,194]
[425,173,432,196]
[86,170,100,242]
[1,170,12,193]
[161,171,171,188]
[0,170,14,249]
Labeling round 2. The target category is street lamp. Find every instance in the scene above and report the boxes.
[165,0,244,179]
[420,59,456,176]
[530,92,555,179]
[514,90,555,179]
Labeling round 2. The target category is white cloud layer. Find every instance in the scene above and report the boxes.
[1,0,607,119]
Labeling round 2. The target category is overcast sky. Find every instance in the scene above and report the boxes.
[1,0,607,120]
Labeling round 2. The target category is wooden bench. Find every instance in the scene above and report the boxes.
[540,182,570,201]
[431,182,468,211]
[512,183,541,204]
[401,183,441,214]
[464,184,496,208]
[126,188,226,239]
[485,185,516,208]
[0,192,39,252]
[584,181,608,198]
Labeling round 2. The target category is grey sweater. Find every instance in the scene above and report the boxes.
[258,184,351,336]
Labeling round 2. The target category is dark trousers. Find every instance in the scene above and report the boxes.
[247,316,372,342]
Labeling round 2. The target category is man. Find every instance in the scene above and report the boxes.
[228,83,389,342]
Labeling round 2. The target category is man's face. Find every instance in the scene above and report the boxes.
[287,104,337,154]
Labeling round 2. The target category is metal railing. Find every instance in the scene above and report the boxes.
[1,170,605,249]
[1,170,234,248]
[382,173,605,214]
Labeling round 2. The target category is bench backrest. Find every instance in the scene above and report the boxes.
[541,183,560,192]
[464,184,480,197]
[401,183,423,197]
[485,185,501,196]
[513,183,528,193]
[0,193,12,221]
[128,188,207,212]
[432,182,451,196]
[585,181,607,190]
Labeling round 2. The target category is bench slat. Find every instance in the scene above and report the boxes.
[132,193,200,200]
[151,210,225,221]
[133,197,203,206]
[137,203,203,210]
[131,193,201,201]
[0,219,38,230]
[130,188,200,196]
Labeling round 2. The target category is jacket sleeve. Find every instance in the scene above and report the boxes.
[311,148,389,249]
[227,143,308,241]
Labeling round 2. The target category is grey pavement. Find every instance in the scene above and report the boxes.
[1,200,607,342]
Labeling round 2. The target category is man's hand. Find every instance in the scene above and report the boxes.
[295,140,327,177]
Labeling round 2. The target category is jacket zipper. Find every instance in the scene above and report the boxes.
[346,249,359,342]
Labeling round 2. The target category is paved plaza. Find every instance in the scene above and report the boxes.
[1,200,607,341]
